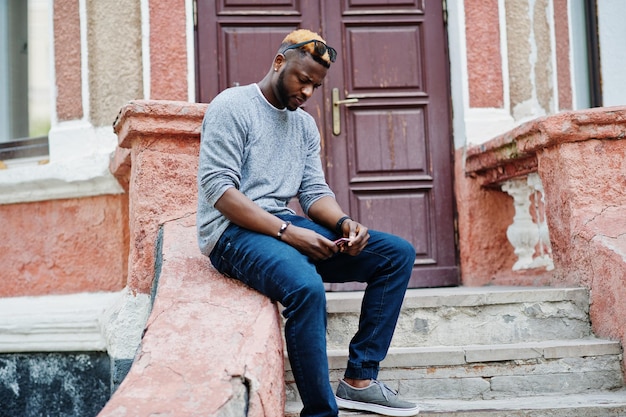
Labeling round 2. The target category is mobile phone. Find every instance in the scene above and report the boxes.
[334,238,350,246]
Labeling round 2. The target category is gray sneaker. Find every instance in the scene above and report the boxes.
[335,379,419,416]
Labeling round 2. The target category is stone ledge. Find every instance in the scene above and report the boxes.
[465,106,626,185]
[109,100,207,195]
[97,217,284,417]
[0,291,120,353]
[112,100,207,149]
[0,287,151,393]
[289,391,626,416]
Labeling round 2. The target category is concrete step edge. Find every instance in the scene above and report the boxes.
[321,338,622,369]
[326,286,589,314]
[285,390,626,416]
[417,389,626,414]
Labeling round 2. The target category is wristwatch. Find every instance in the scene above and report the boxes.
[335,216,352,234]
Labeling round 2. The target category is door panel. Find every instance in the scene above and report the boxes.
[323,1,457,288]
[196,1,316,101]
[347,26,424,94]
[196,0,459,289]
[221,28,288,88]
[354,189,432,259]
[351,108,427,176]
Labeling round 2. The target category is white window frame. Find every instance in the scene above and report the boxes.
[0,0,122,204]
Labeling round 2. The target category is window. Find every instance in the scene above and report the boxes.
[0,0,50,163]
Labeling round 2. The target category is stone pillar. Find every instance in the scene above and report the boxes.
[111,100,207,294]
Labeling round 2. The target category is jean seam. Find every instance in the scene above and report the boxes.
[350,248,396,378]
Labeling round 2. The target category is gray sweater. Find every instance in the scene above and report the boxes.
[197,84,335,256]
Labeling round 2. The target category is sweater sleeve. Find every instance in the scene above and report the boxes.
[297,115,335,214]
[198,92,247,208]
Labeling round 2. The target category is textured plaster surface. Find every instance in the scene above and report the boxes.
[538,139,626,281]
[532,0,553,115]
[553,0,572,110]
[53,0,82,121]
[112,100,207,294]
[538,139,626,357]
[149,1,188,100]
[455,148,517,286]
[505,0,554,121]
[465,106,626,177]
[465,0,503,108]
[506,0,532,115]
[97,217,284,417]
[87,0,143,127]
[0,194,128,297]
[578,206,626,350]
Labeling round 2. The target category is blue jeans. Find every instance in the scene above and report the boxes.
[209,214,416,417]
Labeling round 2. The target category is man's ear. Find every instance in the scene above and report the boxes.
[273,54,286,71]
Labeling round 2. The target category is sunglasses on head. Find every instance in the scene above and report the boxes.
[282,39,337,63]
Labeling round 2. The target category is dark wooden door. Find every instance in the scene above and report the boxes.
[196,0,459,288]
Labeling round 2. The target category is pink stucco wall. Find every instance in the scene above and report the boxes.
[455,150,518,286]
[54,0,83,121]
[149,0,188,100]
[553,0,573,110]
[0,195,128,297]
[465,0,504,108]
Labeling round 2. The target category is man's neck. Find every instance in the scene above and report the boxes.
[257,76,282,109]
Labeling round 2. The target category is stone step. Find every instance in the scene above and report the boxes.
[326,287,592,349]
[285,338,623,402]
[334,338,623,370]
[284,287,624,415]
[416,391,626,416]
[286,390,626,416]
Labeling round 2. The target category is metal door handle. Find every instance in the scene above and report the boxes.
[332,88,359,135]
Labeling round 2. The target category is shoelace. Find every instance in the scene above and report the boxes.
[371,379,398,401]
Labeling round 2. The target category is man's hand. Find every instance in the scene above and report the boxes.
[280,220,369,261]
[337,219,369,256]
[280,225,340,261]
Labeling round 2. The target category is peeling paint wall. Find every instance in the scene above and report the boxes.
[506,0,555,122]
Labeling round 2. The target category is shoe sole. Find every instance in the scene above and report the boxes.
[335,395,420,416]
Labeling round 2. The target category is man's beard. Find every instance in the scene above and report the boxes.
[276,71,298,111]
